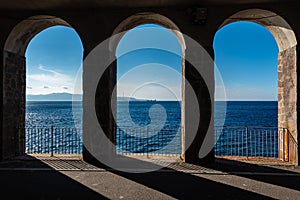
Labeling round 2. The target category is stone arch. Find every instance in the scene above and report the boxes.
[109,12,186,54]
[4,15,72,55]
[2,15,82,159]
[219,9,297,52]
[106,12,187,160]
[216,9,298,164]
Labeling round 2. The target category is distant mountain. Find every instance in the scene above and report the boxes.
[116,97,154,101]
[26,94,166,102]
[26,93,82,101]
[117,97,138,101]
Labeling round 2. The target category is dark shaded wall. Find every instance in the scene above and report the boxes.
[2,51,25,159]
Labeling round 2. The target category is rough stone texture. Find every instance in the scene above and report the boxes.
[2,51,25,159]
[278,46,298,164]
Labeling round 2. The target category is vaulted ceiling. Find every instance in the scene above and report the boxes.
[0,0,296,10]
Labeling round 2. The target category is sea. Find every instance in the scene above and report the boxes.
[25,101,278,155]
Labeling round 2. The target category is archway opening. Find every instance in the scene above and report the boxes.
[25,26,83,155]
[214,21,279,159]
[114,23,184,161]
[214,9,297,164]
[2,16,84,159]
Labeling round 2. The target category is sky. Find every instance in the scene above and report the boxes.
[25,21,278,101]
[25,26,83,95]
[116,24,182,101]
[214,21,278,101]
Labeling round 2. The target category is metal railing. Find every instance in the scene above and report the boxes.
[25,126,82,155]
[116,126,182,157]
[283,128,298,162]
[26,125,182,157]
[26,125,288,160]
[214,126,281,158]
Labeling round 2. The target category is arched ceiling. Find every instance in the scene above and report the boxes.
[0,0,297,10]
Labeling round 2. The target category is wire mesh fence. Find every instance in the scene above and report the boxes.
[214,126,281,158]
[25,125,283,159]
[25,126,82,155]
[116,126,182,157]
[25,125,182,157]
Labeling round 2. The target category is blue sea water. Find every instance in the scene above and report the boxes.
[116,101,182,154]
[26,101,277,127]
[215,101,278,127]
[117,101,181,127]
[25,101,278,155]
[26,101,82,127]
[26,101,82,154]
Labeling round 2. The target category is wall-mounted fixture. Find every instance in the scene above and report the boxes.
[188,7,207,25]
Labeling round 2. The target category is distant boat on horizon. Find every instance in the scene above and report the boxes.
[146,99,156,102]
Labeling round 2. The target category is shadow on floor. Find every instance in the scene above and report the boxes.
[0,155,107,199]
[1,155,299,199]
[112,166,269,199]
[201,158,300,191]
[98,155,300,199]
[86,155,270,200]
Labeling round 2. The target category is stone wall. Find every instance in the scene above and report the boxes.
[278,46,297,164]
[184,59,214,163]
[2,51,25,159]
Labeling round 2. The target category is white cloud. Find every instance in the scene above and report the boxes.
[28,65,72,84]
[27,65,82,95]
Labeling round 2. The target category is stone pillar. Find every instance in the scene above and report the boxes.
[94,60,116,144]
[184,45,214,164]
[2,51,26,159]
[278,46,297,164]
[0,54,2,161]
[297,45,300,166]
[110,58,117,146]
[83,55,117,165]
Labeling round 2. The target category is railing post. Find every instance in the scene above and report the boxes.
[246,126,248,158]
[146,126,149,158]
[51,126,54,157]
[181,126,185,161]
[284,128,289,162]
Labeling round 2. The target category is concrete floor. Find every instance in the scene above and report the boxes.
[0,155,300,199]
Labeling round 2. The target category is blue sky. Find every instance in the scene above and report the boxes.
[26,21,278,101]
[116,24,182,100]
[25,26,83,95]
[214,21,278,101]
